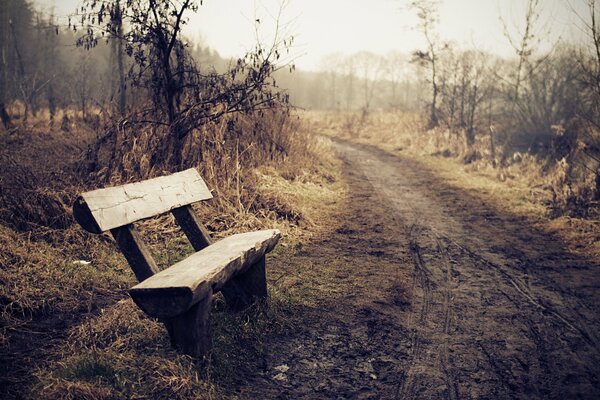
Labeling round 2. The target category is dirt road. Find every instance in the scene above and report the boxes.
[235,139,600,399]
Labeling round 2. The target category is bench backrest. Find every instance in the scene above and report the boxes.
[73,168,212,234]
[73,168,214,282]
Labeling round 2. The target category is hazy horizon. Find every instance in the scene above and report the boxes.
[34,0,589,71]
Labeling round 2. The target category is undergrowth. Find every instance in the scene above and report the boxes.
[32,255,313,399]
[0,107,343,399]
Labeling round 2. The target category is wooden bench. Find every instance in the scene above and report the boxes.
[73,168,280,357]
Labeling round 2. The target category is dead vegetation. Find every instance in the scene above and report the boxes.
[0,2,346,395]
[0,107,343,399]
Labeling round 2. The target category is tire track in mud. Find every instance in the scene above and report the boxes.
[238,138,600,399]
[396,221,459,399]
[334,139,600,399]
[396,227,461,400]
[434,234,459,400]
[395,233,432,399]
[430,223,600,394]
[458,240,599,350]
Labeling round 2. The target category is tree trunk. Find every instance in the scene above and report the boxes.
[167,132,184,168]
[0,1,10,129]
[0,103,10,129]
[47,15,57,126]
[116,1,126,115]
[595,168,600,201]
[489,128,496,167]
[430,58,438,128]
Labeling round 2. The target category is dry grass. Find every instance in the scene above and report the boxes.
[0,225,132,344]
[31,274,314,399]
[0,106,344,398]
[33,300,217,400]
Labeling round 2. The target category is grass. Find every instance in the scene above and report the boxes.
[413,155,549,217]
[40,246,363,400]
[0,107,346,398]
[0,225,133,344]
[33,279,309,399]
[34,299,216,400]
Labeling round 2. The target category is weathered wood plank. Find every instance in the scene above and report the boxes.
[74,168,212,233]
[172,205,212,251]
[164,288,213,357]
[111,225,159,282]
[129,229,280,318]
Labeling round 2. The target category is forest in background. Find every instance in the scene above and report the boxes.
[1,0,600,218]
[293,0,600,216]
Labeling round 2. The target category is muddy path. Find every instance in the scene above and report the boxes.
[234,139,600,399]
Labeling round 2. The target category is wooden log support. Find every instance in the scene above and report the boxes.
[172,205,212,251]
[110,224,159,282]
[237,255,268,299]
[221,279,252,311]
[222,256,268,311]
[164,289,213,357]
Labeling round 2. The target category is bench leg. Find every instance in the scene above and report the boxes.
[221,255,267,311]
[238,255,268,299]
[164,289,212,358]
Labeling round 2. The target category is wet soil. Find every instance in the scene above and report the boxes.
[235,139,600,399]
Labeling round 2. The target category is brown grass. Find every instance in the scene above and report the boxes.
[0,106,344,398]
[33,299,217,400]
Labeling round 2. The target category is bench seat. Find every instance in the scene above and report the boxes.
[130,229,280,318]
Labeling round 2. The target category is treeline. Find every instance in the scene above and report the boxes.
[0,0,420,121]
[1,0,333,240]
[284,0,600,209]
[0,0,72,126]
[408,0,600,208]
[276,51,424,112]
[0,0,229,127]
[2,0,599,206]
[2,2,423,124]
[1,0,299,183]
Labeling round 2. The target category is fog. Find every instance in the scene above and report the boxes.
[35,0,588,71]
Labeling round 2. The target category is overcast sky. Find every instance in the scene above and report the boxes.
[37,0,590,71]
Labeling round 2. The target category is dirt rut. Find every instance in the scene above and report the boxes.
[235,140,600,399]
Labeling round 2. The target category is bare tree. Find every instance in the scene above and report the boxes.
[0,0,32,128]
[382,51,407,109]
[45,12,58,126]
[110,0,126,114]
[341,57,356,110]
[437,48,491,146]
[0,1,13,128]
[353,51,383,111]
[501,0,542,109]
[462,51,489,146]
[437,48,459,131]
[410,0,444,128]
[76,0,293,167]
[573,0,600,199]
[320,53,343,110]
[75,48,92,119]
